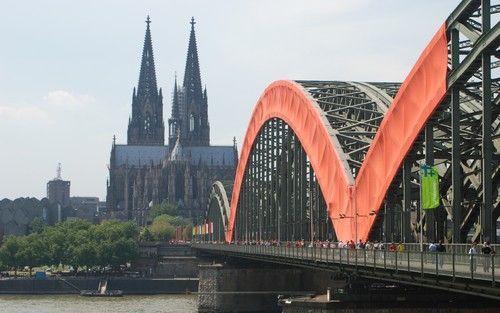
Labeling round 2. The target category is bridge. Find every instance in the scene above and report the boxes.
[195,0,500,305]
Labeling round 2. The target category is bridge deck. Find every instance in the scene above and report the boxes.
[192,243,500,300]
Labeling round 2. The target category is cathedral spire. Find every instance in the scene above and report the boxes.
[127,16,164,146]
[137,15,158,97]
[183,17,203,101]
[172,74,180,119]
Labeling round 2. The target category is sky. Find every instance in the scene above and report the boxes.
[0,0,458,201]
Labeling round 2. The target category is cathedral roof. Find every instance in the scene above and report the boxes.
[182,146,235,167]
[114,145,169,167]
[113,145,235,167]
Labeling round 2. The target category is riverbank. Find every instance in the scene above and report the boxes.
[0,277,198,295]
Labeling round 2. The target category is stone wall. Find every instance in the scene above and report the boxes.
[198,263,305,313]
[0,277,198,294]
[156,257,199,278]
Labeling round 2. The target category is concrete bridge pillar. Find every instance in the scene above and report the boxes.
[198,263,307,313]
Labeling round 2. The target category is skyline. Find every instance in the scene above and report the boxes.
[0,0,458,200]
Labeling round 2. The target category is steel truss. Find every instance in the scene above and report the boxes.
[205,181,231,242]
[206,0,500,244]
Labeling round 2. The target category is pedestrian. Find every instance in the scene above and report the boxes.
[468,243,478,272]
[356,240,365,249]
[428,242,437,264]
[436,240,446,268]
[481,241,492,272]
[428,242,437,252]
[389,242,397,252]
[388,242,397,265]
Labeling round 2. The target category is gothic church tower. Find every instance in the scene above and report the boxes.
[168,18,209,148]
[128,16,165,146]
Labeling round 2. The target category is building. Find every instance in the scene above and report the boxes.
[0,197,59,237]
[70,196,99,223]
[46,163,70,208]
[106,17,237,224]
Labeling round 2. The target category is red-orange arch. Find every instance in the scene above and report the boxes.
[226,80,354,242]
[354,23,448,241]
[227,23,448,242]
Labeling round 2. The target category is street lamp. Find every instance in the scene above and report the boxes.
[337,210,376,243]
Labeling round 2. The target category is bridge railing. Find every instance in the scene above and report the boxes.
[401,243,500,255]
[193,243,498,286]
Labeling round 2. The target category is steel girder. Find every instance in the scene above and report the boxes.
[205,181,231,242]
[205,0,499,244]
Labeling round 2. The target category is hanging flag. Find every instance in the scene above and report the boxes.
[210,222,214,234]
[420,164,440,209]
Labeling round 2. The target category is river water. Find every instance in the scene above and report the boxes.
[0,294,198,313]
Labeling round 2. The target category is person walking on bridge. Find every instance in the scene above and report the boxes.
[481,241,492,272]
[436,240,446,268]
[468,243,478,273]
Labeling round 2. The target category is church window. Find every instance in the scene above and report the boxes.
[144,115,152,135]
[189,114,195,132]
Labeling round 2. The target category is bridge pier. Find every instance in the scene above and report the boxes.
[198,263,303,313]
[198,262,342,313]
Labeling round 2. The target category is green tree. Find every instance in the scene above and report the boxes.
[150,215,176,241]
[94,220,139,242]
[73,240,97,272]
[96,238,137,270]
[29,217,48,234]
[139,227,154,241]
[183,222,193,241]
[17,234,50,276]
[149,202,178,219]
[44,219,92,267]
[0,236,22,276]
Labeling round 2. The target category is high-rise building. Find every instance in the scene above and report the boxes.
[47,163,70,208]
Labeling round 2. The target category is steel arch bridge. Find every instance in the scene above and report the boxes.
[205,0,500,244]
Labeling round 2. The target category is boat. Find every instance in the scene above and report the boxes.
[80,279,123,297]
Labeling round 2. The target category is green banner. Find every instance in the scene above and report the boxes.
[420,164,440,209]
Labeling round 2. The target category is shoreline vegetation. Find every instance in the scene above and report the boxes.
[0,202,193,278]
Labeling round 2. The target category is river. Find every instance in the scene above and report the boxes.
[0,294,198,313]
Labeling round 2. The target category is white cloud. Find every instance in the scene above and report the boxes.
[43,90,95,108]
[0,105,48,120]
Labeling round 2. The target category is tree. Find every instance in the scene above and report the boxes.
[150,215,176,241]
[95,238,137,270]
[0,236,22,276]
[0,219,140,272]
[94,220,139,242]
[139,227,154,241]
[183,222,193,241]
[149,202,178,219]
[29,217,47,234]
[17,234,50,276]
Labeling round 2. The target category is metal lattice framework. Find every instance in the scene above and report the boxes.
[204,0,500,244]
[206,181,231,242]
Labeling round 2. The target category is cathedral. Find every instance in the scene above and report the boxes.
[106,17,237,225]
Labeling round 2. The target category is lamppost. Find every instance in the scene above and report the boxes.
[337,210,376,243]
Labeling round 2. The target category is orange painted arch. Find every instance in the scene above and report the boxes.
[226,23,448,242]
